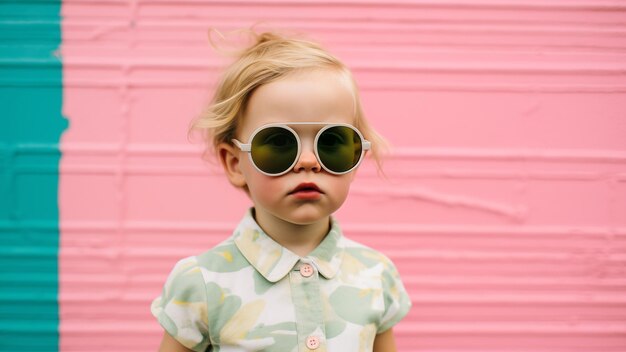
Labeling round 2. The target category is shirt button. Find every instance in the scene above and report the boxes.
[300,263,314,277]
[306,335,320,349]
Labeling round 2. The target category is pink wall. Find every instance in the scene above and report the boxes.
[60,1,626,351]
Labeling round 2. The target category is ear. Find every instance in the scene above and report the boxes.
[217,142,247,188]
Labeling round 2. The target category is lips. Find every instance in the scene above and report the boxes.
[289,182,323,194]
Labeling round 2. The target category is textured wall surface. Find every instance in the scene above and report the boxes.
[0,1,65,351]
[57,1,626,352]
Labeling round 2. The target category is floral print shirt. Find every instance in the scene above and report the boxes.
[151,208,411,351]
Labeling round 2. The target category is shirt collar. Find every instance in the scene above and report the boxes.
[233,208,345,283]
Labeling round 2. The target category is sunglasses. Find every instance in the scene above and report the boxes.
[232,122,371,176]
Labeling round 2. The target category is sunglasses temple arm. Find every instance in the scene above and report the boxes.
[363,140,372,151]
[231,139,251,152]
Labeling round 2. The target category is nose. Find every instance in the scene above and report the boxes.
[293,147,321,173]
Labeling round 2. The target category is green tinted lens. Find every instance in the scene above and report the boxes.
[317,126,362,173]
[250,127,298,174]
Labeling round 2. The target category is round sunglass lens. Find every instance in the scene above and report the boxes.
[317,126,362,173]
[251,127,298,174]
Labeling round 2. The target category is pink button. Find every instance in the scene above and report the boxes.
[300,263,314,277]
[306,335,320,349]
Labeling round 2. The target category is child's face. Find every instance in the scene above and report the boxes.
[227,69,358,226]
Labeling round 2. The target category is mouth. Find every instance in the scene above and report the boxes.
[289,182,323,195]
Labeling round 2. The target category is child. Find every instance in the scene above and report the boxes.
[151,30,411,352]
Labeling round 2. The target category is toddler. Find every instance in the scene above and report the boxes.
[151,31,411,352]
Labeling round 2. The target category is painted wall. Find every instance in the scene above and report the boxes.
[0,1,65,351]
[1,1,623,351]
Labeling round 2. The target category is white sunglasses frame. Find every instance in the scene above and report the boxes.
[232,122,371,176]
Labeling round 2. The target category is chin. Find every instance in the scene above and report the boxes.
[284,205,338,225]
[284,213,325,226]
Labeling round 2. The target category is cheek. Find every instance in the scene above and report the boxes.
[242,168,284,202]
[326,175,354,202]
[250,179,283,202]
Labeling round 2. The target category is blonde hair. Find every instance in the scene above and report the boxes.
[188,30,388,172]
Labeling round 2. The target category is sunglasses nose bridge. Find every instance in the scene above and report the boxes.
[292,136,321,173]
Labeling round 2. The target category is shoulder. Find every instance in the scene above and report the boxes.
[338,236,408,305]
[339,238,412,333]
[158,255,206,302]
[332,235,412,333]
[339,236,398,271]
[194,236,251,274]
[160,235,245,290]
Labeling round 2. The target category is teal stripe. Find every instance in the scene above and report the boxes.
[0,1,66,351]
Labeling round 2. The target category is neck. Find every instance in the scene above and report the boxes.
[253,209,330,257]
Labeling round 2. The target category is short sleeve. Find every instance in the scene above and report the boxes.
[151,256,210,351]
[377,256,412,333]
